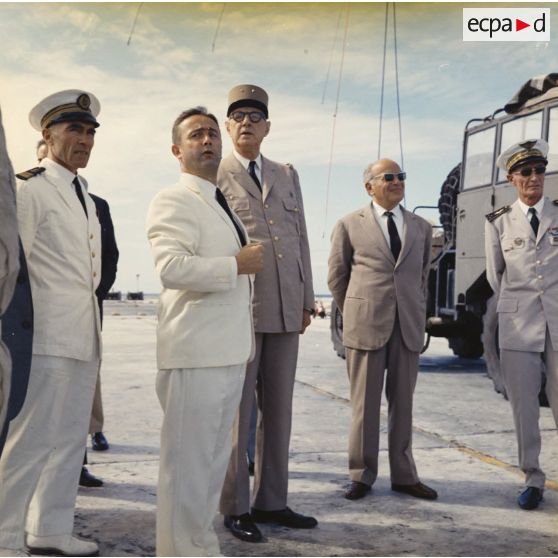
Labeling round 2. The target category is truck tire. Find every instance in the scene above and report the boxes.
[438,163,461,247]
[330,300,346,359]
[482,296,549,406]
[448,335,483,359]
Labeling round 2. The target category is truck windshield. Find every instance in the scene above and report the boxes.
[546,106,558,172]
[463,126,496,190]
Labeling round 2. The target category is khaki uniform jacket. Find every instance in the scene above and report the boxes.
[328,203,431,352]
[17,158,102,361]
[485,198,558,352]
[218,153,314,333]
[146,173,254,370]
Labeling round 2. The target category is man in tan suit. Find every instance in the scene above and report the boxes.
[328,159,437,502]
[485,139,558,510]
[218,85,316,542]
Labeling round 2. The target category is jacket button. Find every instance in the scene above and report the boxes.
[90,234,94,239]
[92,252,96,258]
[93,272,97,278]
[22,320,31,329]
[278,254,283,259]
[268,219,274,225]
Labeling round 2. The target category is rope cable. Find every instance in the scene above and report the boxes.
[377,3,389,159]
[321,9,343,105]
[393,3,404,169]
[126,2,143,46]
[211,3,227,53]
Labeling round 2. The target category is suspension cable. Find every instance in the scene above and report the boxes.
[211,3,226,53]
[321,9,343,105]
[377,3,389,159]
[127,2,143,46]
[393,3,404,168]
[322,4,351,238]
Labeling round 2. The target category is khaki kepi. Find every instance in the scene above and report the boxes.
[29,89,101,131]
[227,84,269,119]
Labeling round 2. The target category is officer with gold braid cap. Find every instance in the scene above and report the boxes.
[485,138,558,511]
[0,90,103,557]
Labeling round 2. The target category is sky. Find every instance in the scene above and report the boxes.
[1,1,557,294]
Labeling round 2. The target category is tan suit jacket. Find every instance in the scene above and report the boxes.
[328,203,431,352]
[485,198,558,352]
[17,158,101,361]
[218,153,314,332]
[146,172,253,370]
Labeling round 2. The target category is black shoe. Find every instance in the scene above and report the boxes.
[248,461,255,476]
[91,432,109,451]
[392,481,438,500]
[344,481,371,500]
[223,513,262,543]
[518,487,543,510]
[251,506,317,529]
[79,466,103,488]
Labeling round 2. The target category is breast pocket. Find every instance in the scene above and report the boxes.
[282,198,300,233]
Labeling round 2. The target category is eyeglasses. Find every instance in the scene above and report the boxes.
[230,110,266,123]
[514,165,547,177]
[372,172,406,182]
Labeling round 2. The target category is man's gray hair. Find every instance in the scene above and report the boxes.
[363,162,376,185]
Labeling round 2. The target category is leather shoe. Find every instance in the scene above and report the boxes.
[344,481,371,500]
[91,432,109,451]
[224,513,262,543]
[26,534,98,556]
[392,481,438,500]
[518,486,543,510]
[251,506,318,529]
[79,467,103,488]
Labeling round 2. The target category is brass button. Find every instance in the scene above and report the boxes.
[264,204,270,209]
[278,254,283,259]
[269,219,274,225]
[274,236,279,241]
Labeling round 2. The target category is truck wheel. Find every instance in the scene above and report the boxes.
[438,163,461,248]
[330,300,346,359]
[448,335,483,359]
[481,296,507,397]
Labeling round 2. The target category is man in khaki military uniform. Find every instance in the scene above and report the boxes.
[218,85,316,543]
[485,139,558,511]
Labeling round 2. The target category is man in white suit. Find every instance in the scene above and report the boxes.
[485,139,558,510]
[328,159,437,502]
[0,90,103,557]
[146,106,263,556]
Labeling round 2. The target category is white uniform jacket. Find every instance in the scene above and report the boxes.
[485,198,558,352]
[16,158,101,361]
[146,173,254,370]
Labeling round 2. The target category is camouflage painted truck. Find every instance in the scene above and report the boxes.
[330,74,558,403]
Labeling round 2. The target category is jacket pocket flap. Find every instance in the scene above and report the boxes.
[282,199,298,211]
[496,298,518,313]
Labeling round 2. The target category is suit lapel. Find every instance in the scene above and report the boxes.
[509,201,535,241]
[396,207,417,267]
[537,198,555,245]
[224,154,262,201]
[360,204,394,263]
[44,172,87,222]
[184,176,243,249]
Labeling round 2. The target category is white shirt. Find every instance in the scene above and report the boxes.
[233,150,262,184]
[372,201,404,246]
[517,196,545,225]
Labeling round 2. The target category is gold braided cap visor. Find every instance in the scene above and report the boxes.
[507,149,546,172]
[41,103,99,129]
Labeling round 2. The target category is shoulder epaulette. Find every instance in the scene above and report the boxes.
[16,167,45,181]
[553,199,558,206]
[485,205,511,223]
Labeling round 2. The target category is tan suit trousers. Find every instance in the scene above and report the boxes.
[346,317,419,486]
[156,365,244,557]
[88,369,103,435]
[220,332,299,515]
[500,328,558,489]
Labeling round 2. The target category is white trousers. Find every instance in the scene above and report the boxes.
[156,365,244,557]
[500,329,558,489]
[0,354,99,548]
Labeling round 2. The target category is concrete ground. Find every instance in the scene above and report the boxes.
[72,300,558,557]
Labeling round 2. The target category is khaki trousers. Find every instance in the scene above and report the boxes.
[500,329,558,489]
[0,354,99,549]
[346,318,419,486]
[88,369,103,435]
[156,365,244,557]
[220,332,299,515]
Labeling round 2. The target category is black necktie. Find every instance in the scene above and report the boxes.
[528,207,539,236]
[215,188,246,246]
[248,160,262,191]
[385,211,401,260]
[73,177,88,217]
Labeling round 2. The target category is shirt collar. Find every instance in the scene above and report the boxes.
[372,201,403,220]
[179,172,217,196]
[517,196,545,216]
[233,150,262,171]
[41,157,79,185]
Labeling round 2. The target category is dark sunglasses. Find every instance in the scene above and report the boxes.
[515,165,546,177]
[373,172,406,182]
[230,110,266,123]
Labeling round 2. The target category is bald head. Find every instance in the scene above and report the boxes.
[363,158,405,210]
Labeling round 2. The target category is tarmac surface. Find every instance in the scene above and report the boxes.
[71,300,558,557]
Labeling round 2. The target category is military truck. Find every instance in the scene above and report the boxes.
[330,74,558,401]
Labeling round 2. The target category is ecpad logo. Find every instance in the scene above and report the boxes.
[463,8,550,42]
